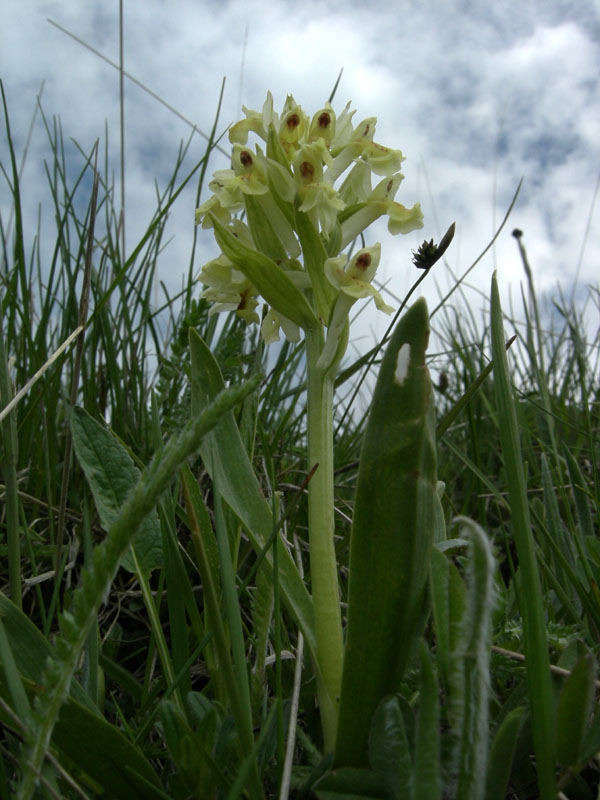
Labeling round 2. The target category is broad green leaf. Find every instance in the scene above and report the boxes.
[485,707,525,800]
[369,695,414,800]
[53,698,166,800]
[71,406,162,576]
[335,298,437,767]
[189,329,316,661]
[556,654,596,767]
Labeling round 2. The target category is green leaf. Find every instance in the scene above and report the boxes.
[579,705,600,763]
[293,208,337,323]
[71,407,162,576]
[335,298,437,767]
[243,194,288,261]
[189,329,316,662]
[556,654,596,767]
[485,707,525,800]
[250,558,275,713]
[53,698,166,800]
[210,213,318,329]
[369,695,414,800]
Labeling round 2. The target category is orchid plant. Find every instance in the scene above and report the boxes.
[196,93,424,750]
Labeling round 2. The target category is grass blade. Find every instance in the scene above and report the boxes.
[490,271,556,799]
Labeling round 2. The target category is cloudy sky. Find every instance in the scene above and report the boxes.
[2,0,599,363]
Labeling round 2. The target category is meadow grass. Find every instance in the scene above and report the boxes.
[1,84,599,800]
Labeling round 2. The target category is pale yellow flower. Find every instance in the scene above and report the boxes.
[199,255,260,325]
[293,142,344,233]
[325,244,392,313]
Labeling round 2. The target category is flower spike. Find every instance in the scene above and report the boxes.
[196,93,423,345]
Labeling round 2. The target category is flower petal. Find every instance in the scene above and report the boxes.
[387,202,424,234]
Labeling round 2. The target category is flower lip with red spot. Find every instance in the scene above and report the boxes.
[300,161,314,180]
[355,253,372,271]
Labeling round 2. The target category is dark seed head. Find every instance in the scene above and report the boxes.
[412,222,455,270]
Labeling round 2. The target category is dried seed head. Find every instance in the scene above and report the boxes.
[412,222,455,270]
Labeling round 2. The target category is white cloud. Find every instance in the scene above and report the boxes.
[1,0,598,362]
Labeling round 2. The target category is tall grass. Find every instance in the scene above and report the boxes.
[1,80,599,799]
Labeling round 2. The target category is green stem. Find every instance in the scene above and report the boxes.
[305,323,344,751]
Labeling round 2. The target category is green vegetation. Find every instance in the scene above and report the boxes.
[1,82,599,799]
